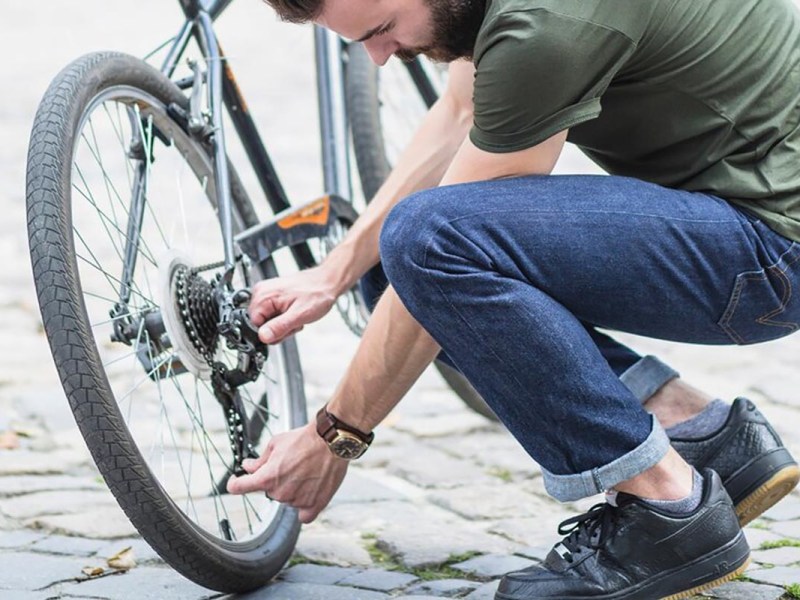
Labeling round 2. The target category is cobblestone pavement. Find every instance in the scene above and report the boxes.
[3,1,800,598]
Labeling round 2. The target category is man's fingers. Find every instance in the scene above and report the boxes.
[242,443,273,473]
[248,296,282,327]
[228,446,274,493]
[226,471,268,495]
[298,506,322,524]
[259,309,306,344]
[248,279,292,326]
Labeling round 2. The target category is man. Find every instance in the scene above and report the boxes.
[227,0,800,596]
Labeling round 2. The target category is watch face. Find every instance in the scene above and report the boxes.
[330,433,368,459]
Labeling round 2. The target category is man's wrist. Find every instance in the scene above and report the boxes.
[326,396,375,433]
[315,405,374,460]
[321,244,363,297]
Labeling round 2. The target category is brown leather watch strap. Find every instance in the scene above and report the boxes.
[315,406,375,444]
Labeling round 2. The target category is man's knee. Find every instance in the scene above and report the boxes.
[379,188,445,290]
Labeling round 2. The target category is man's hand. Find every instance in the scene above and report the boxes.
[249,265,341,345]
[226,423,348,523]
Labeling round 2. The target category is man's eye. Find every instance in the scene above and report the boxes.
[376,24,391,36]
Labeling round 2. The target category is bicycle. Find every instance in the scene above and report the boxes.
[25,0,491,592]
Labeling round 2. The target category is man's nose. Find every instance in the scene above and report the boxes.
[362,38,395,66]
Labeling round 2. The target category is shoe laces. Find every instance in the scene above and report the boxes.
[556,502,619,562]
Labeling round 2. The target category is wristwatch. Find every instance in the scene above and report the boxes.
[315,405,374,459]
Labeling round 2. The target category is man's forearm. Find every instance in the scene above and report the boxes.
[326,285,440,430]
[323,93,472,295]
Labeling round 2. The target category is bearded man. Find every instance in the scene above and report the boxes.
[228,0,800,597]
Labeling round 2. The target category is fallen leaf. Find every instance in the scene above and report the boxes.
[0,431,20,450]
[11,425,44,439]
[107,546,136,570]
[82,566,105,577]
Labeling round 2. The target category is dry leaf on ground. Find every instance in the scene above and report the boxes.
[81,566,105,577]
[107,546,136,570]
[0,431,20,450]
[11,425,44,438]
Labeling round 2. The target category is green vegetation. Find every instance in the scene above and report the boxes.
[410,551,484,581]
[784,583,800,599]
[286,554,337,568]
[361,533,399,570]
[487,467,513,483]
[360,534,486,581]
[760,538,800,550]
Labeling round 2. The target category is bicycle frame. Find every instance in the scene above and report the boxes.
[117,0,439,309]
[164,0,341,275]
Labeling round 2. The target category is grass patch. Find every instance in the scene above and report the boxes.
[409,551,484,581]
[361,534,402,571]
[785,583,800,599]
[286,554,338,568]
[760,539,800,550]
[360,535,486,581]
[487,467,513,483]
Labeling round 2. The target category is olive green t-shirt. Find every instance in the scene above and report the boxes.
[470,0,800,241]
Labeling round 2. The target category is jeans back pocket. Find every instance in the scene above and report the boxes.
[718,242,800,344]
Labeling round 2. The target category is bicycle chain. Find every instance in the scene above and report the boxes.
[174,261,258,476]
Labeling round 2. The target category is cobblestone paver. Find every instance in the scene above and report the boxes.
[3,1,800,598]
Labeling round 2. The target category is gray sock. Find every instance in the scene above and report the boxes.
[665,399,730,440]
[641,468,705,515]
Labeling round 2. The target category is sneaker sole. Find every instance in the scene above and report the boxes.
[661,557,750,600]
[634,531,751,600]
[734,464,800,526]
[724,448,800,526]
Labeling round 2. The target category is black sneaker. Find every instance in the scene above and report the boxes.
[495,469,750,600]
[671,397,800,526]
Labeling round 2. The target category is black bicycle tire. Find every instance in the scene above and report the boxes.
[344,44,498,422]
[26,51,304,592]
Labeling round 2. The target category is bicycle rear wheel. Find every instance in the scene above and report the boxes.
[26,52,303,592]
[345,44,498,422]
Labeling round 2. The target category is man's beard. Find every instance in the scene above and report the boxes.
[395,0,487,63]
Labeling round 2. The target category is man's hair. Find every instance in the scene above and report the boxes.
[264,0,322,23]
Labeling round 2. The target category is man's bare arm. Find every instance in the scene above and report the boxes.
[248,61,476,342]
[322,60,478,291]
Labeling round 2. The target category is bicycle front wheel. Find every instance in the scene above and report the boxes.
[26,52,304,592]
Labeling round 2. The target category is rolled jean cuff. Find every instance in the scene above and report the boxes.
[620,355,680,403]
[541,415,671,501]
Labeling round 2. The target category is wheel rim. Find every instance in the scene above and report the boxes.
[66,85,293,547]
[314,217,371,335]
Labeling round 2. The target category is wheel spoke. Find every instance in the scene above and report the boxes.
[77,122,161,269]
[150,343,199,524]
[74,247,153,307]
[191,374,233,538]
[72,165,159,269]
[42,81,298,551]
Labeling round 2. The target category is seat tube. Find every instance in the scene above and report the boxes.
[314,26,352,200]
[196,10,236,269]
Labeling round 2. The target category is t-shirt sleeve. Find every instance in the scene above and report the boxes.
[469,9,636,153]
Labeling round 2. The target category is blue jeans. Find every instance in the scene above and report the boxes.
[376,175,800,501]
